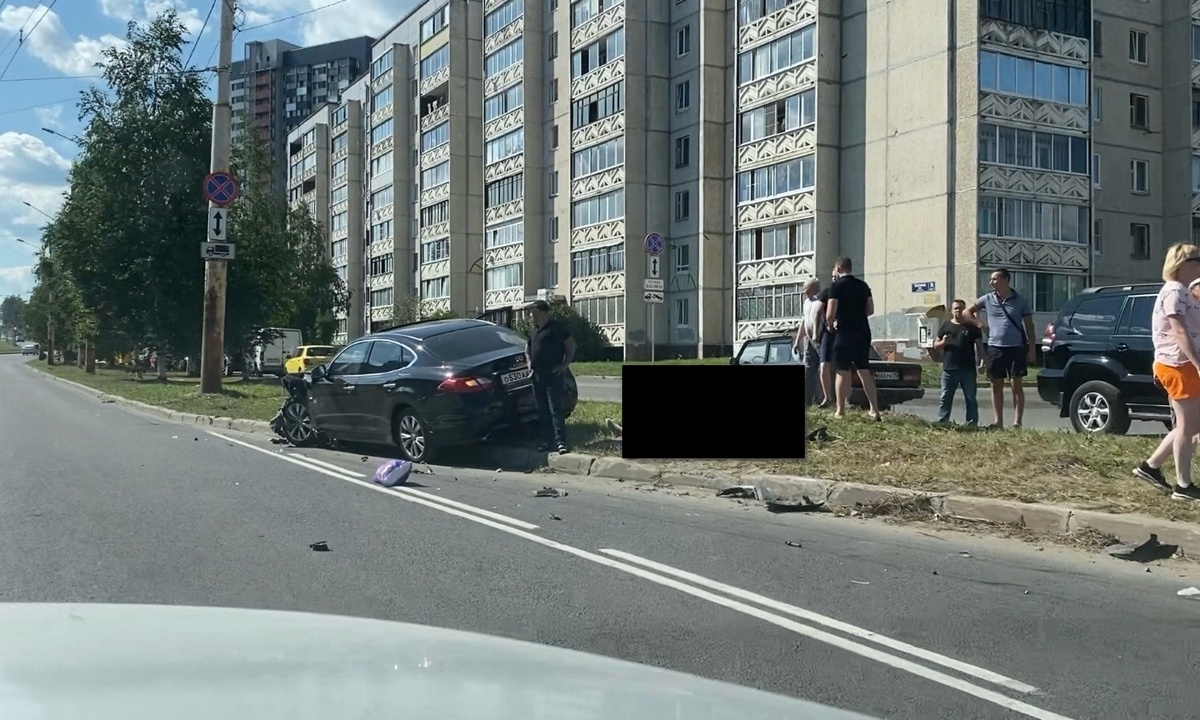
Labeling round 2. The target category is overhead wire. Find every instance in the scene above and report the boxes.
[238,0,347,32]
[0,0,59,83]
[183,0,218,70]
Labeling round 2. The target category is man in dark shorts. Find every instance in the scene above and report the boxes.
[933,299,984,426]
[824,256,881,419]
[965,267,1036,429]
[525,300,575,454]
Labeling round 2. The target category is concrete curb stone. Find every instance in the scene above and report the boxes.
[548,452,1200,551]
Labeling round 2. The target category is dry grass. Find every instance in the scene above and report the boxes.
[645,408,1200,524]
[567,400,622,455]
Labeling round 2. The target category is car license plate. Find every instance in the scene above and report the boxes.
[501,369,532,385]
[875,371,899,381]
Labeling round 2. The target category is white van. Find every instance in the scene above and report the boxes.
[251,328,303,376]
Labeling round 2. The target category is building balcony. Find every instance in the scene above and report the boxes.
[368,273,394,290]
[736,255,816,289]
[738,62,816,110]
[332,146,349,162]
[571,166,624,200]
[485,0,506,11]
[571,2,624,49]
[1193,0,1200,19]
[371,104,393,126]
[485,154,524,183]
[419,182,451,207]
[485,286,525,309]
[1192,127,1200,148]
[978,93,1089,132]
[735,319,799,343]
[485,108,523,139]
[571,111,624,149]
[420,65,450,96]
[419,221,450,241]
[570,272,624,298]
[484,18,523,56]
[978,165,1090,203]
[1193,63,1200,88]
[735,192,815,230]
[484,62,523,97]
[978,18,1089,63]
[738,0,816,49]
[978,235,1089,271]
[570,219,623,248]
[483,242,522,267]
[484,198,524,225]
[421,143,450,168]
[422,259,450,278]
[571,57,624,100]
[421,103,450,132]
[368,239,393,257]
[736,127,817,171]
[371,68,393,91]
[372,135,395,157]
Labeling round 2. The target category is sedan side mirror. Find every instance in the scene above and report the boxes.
[310,365,328,382]
[728,357,738,365]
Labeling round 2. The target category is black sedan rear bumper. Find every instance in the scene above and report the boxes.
[851,387,925,409]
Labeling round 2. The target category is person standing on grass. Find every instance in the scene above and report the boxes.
[1132,244,1200,502]
[825,256,881,420]
[965,268,1036,429]
[794,278,827,406]
[525,300,575,455]
[933,299,984,426]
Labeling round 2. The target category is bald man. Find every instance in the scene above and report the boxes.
[794,277,831,406]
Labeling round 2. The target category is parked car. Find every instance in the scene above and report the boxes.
[730,333,925,410]
[284,345,338,376]
[1037,282,1170,434]
[297,318,579,462]
[21,342,39,356]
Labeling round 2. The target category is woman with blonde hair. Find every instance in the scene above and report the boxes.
[1133,243,1200,501]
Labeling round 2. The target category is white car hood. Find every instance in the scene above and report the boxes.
[0,604,876,720]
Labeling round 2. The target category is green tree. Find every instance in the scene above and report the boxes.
[281,203,349,344]
[393,293,459,325]
[48,12,210,358]
[0,294,25,331]
[22,254,96,350]
[513,303,608,361]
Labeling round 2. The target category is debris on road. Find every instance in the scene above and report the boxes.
[374,459,413,488]
[717,485,760,501]
[806,426,834,443]
[1107,534,1178,563]
[309,541,330,552]
[767,496,826,513]
[851,580,870,585]
[1178,587,1200,599]
[957,552,972,559]
[535,487,567,498]
[784,541,802,548]
[549,514,562,521]
[270,437,286,444]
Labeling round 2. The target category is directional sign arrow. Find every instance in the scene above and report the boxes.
[208,207,229,241]
[649,255,661,279]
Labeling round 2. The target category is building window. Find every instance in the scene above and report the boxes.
[1093,20,1102,57]
[369,151,393,177]
[421,277,449,299]
[978,0,1089,39]
[674,298,690,326]
[485,218,523,248]
[485,38,524,77]
[674,135,690,167]
[570,0,623,29]
[420,44,449,78]
[1093,87,1102,122]
[571,81,623,129]
[420,200,450,228]
[550,216,559,241]
[1130,159,1149,193]
[736,283,804,321]
[977,123,1088,175]
[571,188,625,228]
[572,136,624,178]
[549,170,558,196]
[977,195,1089,244]
[976,270,1084,313]
[370,118,394,145]
[737,0,802,27]
[484,83,523,121]
[484,0,522,36]
[550,78,558,104]
[1193,95,1200,126]
[421,121,449,152]
[485,173,524,208]
[674,190,690,221]
[570,243,624,277]
[1128,29,1147,64]
[370,288,395,308]
[551,124,559,148]
[736,219,815,262]
[421,238,450,264]
[1129,93,1149,128]
[1193,25,1200,62]
[485,128,525,164]
[572,295,624,326]
[1093,218,1102,254]
[738,89,816,144]
[371,49,394,77]
[1193,218,1200,246]
[371,185,396,209]
[571,29,624,78]
[674,243,691,272]
[676,26,690,56]
[1130,223,1150,258]
[369,254,394,276]
[736,155,816,203]
[420,4,450,41]
[736,24,816,85]
[676,80,691,111]
[548,31,558,59]
[1193,156,1200,192]
[978,50,1088,106]
[1091,153,1101,187]
[485,262,523,290]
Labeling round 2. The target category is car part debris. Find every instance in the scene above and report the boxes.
[784,541,802,548]
[374,459,413,488]
[309,541,329,552]
[851,580,870,585]
[1107,534,1178,563]
[1178,587,1200,598]
[767,496,826,513]
[535,487,567,498]
[717,485,760,500]
[549,514,562,521]
[806,426,834,442]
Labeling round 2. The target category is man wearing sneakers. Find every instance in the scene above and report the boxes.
[526,300,575,455]
[966,268,1036,429]
[1133,243,1200,502]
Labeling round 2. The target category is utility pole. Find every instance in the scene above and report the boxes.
[200,0,236,394]
[44,245,54,366]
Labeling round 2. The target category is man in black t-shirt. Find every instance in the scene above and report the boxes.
[525,300,575,454]
[933,299,984,426]
[824,256,881,419]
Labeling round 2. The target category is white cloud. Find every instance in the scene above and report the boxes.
[241,0,399,46]
[0,5,123,75]
[33,104,63,129]
[0,132,70,232]
[0,266,34,298]
[98,0,204,36]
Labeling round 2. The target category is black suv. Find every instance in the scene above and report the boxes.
[1038,283,1171,434]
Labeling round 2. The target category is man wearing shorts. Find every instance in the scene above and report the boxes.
[825,256,881,419]
[966,268,1036,429]
[794,278,827,406]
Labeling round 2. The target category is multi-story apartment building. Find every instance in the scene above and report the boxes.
[232,37,374,191]
[285,76,370,345]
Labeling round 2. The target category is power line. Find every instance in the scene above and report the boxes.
[0,0,59,83]
[184,0,217,69]
[0,5,37,68]
[0,97,76,118]
[239,0,348,31]
[0,74,101,82]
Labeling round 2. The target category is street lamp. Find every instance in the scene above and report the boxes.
[41,127,82,144]
[21,201,53,222]
[12,237,54,366]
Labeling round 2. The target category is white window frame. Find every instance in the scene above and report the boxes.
[1128,29,1148,65]
[1130,159,1149,194]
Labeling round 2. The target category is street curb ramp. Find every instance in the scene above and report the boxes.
[545,453,1200,553]
[26,365,542,469]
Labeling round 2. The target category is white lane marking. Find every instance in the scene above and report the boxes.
[286,453,365,475]
[210,433,1075,720]
[598,549,1038,695]
[211,432,541,531]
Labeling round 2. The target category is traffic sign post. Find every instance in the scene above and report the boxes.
[201,242,235,260]
[644,233,665,363]
[643,278,664,292]
[208,207,229,241]
[203,172,240,207]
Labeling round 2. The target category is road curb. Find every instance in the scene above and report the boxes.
[546,452,1200,550]
[27,363,550,470]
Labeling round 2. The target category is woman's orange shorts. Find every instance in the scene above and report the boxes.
[1154,362,1200,401]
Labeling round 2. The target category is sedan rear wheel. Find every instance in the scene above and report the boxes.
[394,407,434,463]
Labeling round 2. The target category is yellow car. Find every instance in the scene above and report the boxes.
[284,345,338,375]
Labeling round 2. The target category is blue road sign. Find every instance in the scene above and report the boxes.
[203,171,240,207]
[644,232,665,256]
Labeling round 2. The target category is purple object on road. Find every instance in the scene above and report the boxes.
[374,459,413,487]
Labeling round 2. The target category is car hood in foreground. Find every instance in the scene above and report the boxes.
[0,604,876,720]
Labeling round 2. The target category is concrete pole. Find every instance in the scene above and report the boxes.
[199,0,235,394]
[44,246,54,366]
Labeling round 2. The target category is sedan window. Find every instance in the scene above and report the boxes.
[738,341,769,364]
[328,341,371,376]
[423,325,528,359]
[363,340,413,374]
[766,339,794,363]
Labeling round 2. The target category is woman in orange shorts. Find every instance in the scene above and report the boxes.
[1133,243,1200,501]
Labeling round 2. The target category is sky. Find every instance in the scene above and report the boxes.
[0,0,402,300]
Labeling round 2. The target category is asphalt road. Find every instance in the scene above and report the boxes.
[5,354,1199,719]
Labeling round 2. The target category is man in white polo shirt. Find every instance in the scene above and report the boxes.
[794,278,830,407]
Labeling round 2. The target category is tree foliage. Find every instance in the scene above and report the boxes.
[21,256,96,348]
[513,304,608,361]
[0,295,25,330]
[393,293,459,325]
